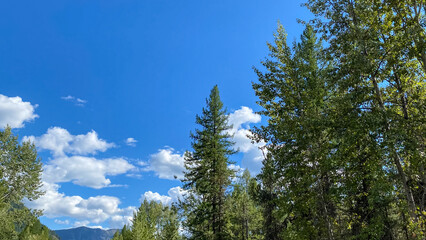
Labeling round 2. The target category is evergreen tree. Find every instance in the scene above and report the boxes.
[182,85,236,240]
[121,225,132,240]
[253,24,339,239]
[227,169,263,240]
[112,231,123,240]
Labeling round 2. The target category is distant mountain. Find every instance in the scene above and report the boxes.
[54,227,118,240]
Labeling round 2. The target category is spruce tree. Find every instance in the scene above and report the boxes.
[182,85,235,240]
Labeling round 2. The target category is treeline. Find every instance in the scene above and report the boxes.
[114,0,425,239]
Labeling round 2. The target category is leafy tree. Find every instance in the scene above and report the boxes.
[253,0,425,238]
[305,0,426,236]
[0,126,44,239]
[0,126,43,203]
[182,85,236,240]
[253,24,341,239]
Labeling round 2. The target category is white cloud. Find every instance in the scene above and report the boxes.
[73,221,91,227]
[76,98,87,104]
[125,137,138,147]
[140,186,187,206]
[24,127,115,156]
[43,156,134,189]
[24,127,134,189]
[141,191,172,205]
[24,126,137,229]
[0,94,38,128]
[143,148,186,180]
[54,219,70,225]
[26,182,135,229]
[228,106,261,131]
[61,95,87,107]
[228,107,265,174]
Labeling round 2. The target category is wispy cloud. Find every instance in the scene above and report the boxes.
[61,95,87,107]
[125,137,138,147]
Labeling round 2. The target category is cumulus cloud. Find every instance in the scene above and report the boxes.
[125,137,138,147]
[24,127,115,156]
[228,107,265,174]
[61,95,87,107]
[26,182,135,229]
[43,156,134,189]
[228,106,261,130]
[140,186,187,206]
[23,126,138,228]
[143,148,186,180]
[0,94,38,129]
[24,127,134,188]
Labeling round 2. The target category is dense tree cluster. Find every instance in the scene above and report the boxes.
[251,0,425,239]
[112,200,180,240]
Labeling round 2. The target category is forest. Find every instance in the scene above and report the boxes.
[1,0,425,239]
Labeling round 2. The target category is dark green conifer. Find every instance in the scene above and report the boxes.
[182,85,235,240]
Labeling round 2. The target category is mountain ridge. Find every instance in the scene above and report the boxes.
[54,226,118,240]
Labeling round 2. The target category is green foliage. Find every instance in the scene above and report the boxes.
[0,126,43,204]
[0,127,46,239]
[253,24,341,239]
[114,200,180,240]
[253,0,425,239]
[112,231,123,240]
[227,170,263,240]
[181,85,236,240]
[304,0,426,237]
[18,217,59,240]
[120,225,132,240]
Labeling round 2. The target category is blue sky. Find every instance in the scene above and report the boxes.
[1,0,311,230]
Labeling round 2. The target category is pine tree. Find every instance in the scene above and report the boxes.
[182,85,235,240]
